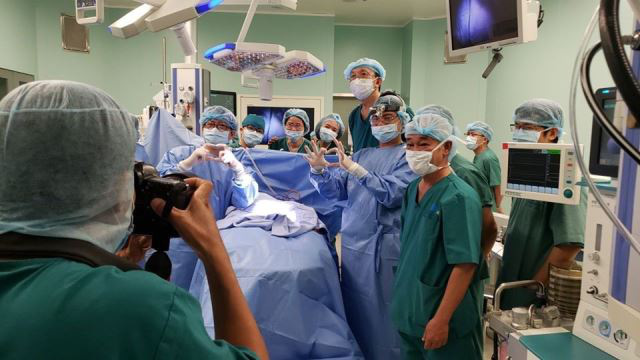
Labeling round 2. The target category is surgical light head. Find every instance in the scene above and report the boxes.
[204,43,325,101]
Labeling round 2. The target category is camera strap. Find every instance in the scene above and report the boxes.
[0,232,140,272]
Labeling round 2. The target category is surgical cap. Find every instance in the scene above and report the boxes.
[513,98,564,129]
[416,104,454,125]
[466,121,494,141]
[242,114,265,131]
[199,105,237,131]
[372,92,411,124]
[315,113,345,138]
[283,108,310,135]
[405,114,453,142]
[0,80,136,253]
[343,58,386,81]
[416,104,459,159]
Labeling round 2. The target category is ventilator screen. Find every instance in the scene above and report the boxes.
[507,148,561,194]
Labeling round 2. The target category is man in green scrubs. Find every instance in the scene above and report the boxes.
[392,113,484,359]
[268,108,312,154]
[344,58,386,152]
[466,121,503,213]
[417,106,498,258]
[497,99,587,310]
[0,81,268,360]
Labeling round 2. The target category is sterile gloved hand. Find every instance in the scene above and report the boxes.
[329,139,369,179]
[206,144,251,186]
[178,144,217,171]
[304,140,331,174]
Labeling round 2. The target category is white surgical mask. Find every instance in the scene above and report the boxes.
[371,124,399,143]
[512,128,543,143]
[242,129,263,147]
[319,128,338,142]
[285,129,304,141]
[349,78,375,101]
[203,128,230,145]
[405,141,447,176]
[465,135,479,150]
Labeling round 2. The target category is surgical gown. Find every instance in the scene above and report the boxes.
[391,175,484,360]
[348,105,379,152]
[156,145,259,290]
[497,191,587,309]
[310,143,416,360]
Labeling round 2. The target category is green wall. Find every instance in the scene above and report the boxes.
[0,0,38,75]
[333,25,404,95]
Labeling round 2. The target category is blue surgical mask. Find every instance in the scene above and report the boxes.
[371,124,399,143]
[512,128,542,143]
[319,128,338,142]
[242,129,263,147]
[203,128,230,145]
[285,129,304,141]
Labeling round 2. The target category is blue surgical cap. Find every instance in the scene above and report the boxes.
[343,58,386,81]
[0,80,136,253]
[372,93,411,124]
[283,108,310,135]
[466,121,494,142]
[415,104,458,159]
[513,98,564,129]
[200,106,237,131]
[315,113,345,138]
[242,114,265,131]
[405,114,453,142]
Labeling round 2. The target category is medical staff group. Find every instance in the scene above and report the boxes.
[0,57,585,360]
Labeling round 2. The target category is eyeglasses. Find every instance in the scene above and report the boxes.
[285,123,304,131]
[204,121,231,131]
[370,114,398,125]
[510,123,546,132]
[245,125,264,134]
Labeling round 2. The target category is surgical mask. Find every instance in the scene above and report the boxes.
[512,128,542,143]
[285,129,304,141]
[465,135,479,150]
[319,128,338,142]
[406,141,446,176]
[203,128,230,145]
[371,124,399,144]
[242,130,263,147]
[350,78,375,100]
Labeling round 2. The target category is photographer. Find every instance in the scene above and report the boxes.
[0,81,268,360]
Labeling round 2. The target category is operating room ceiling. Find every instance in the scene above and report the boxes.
[104,0,446,26]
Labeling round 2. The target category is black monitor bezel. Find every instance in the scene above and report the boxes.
[589,87,619,178]
[210,90,237,115]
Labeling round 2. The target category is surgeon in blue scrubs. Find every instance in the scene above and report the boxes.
[157,106,259,289]
[305,91,416,360]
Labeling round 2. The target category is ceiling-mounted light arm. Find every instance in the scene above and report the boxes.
[132,0,167,6]
[241,72,260,88]
[237,0,260,43]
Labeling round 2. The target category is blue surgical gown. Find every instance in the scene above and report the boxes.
[310,143,416,360]
[156,145,259,290]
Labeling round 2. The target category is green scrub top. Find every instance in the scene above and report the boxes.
[450,154,494,282]
[497,190,588,309]
[473,148,502,209]
[0,258,258,360]
[391,175,484,359]
[268,137,311,154]
[349,104,379,152]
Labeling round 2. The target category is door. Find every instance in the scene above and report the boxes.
[0,67,35,102]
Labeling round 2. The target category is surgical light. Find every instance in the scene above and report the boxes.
[274,50,325,79]
[204,42,286,72]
